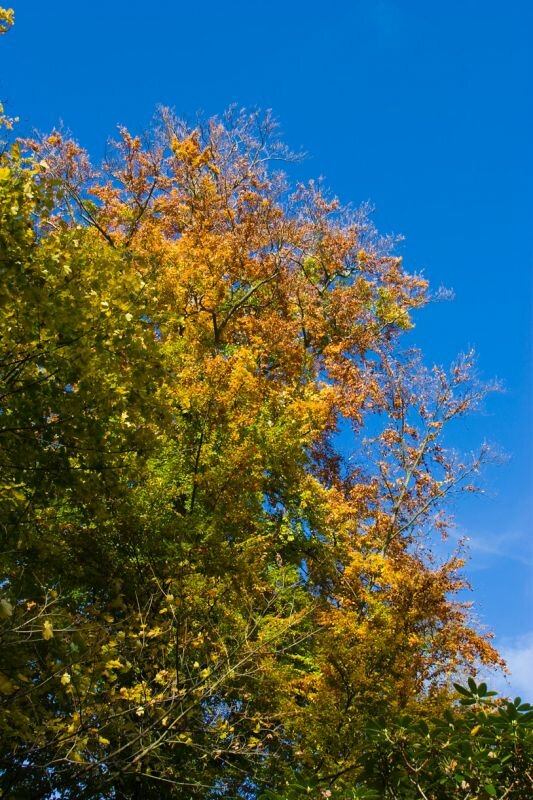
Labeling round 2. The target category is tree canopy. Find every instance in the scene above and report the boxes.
[0,9,531,799]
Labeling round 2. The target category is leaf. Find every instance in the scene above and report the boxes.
[0,598,13,618]
[42,620,54,640]
[0,672,14,694]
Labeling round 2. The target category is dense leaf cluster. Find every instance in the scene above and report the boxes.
[262,681,533,799]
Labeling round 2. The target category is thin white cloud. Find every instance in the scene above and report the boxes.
[482,632,533,699]
[446,525,533,570]
[500,632,533,699]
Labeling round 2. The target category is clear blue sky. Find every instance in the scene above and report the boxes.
[1,0,531,694]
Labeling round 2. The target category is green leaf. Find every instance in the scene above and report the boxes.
[453,683,472,697]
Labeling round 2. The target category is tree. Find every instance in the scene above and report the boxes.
[0,13,519,797]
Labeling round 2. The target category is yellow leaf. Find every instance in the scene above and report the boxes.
[42,620,54,640]
[0,598,13,618]
[0,672,13,694]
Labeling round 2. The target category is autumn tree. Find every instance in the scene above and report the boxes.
[0,12,519,798]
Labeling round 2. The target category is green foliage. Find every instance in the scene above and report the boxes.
[261,682,533,799]
[359,680,533,799]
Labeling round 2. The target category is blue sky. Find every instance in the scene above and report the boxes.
[1,0,531,695]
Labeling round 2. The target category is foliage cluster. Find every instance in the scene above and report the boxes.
[261,681,533,799]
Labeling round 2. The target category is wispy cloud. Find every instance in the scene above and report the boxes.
[466,530,533,569]
[443,524,533,570]
[483,631,533,699]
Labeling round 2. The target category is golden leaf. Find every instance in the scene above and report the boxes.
[42,620,54,641]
